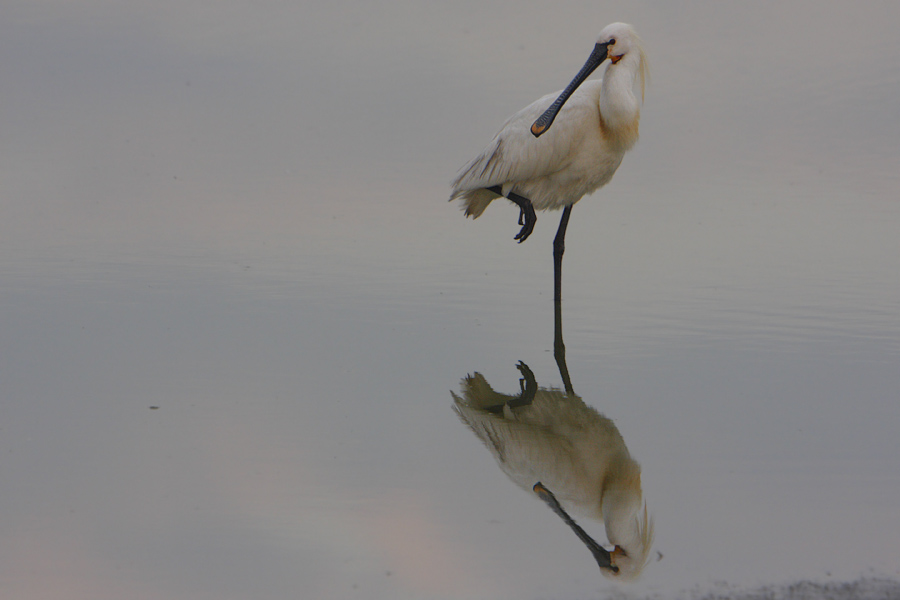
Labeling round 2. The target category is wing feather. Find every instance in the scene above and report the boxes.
[451,82,601,195]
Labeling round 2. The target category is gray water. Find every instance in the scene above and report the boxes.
[2,2,899,599]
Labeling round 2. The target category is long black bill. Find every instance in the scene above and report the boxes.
[533,482,619,573]
[531,41,611,138]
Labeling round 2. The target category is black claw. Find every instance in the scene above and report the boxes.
[508,361,537,408]
[513,202,536,242]
[514,222,534,242]
[486,186,537,244]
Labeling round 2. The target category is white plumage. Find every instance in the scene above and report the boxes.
[453,366,653,580]
[451,23,647,219]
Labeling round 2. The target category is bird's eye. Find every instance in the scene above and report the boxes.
[609,38,616,45]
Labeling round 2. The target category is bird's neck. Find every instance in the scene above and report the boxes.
[599,58,641,150]
[602,486,642,545]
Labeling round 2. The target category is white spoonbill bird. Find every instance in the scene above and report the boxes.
[450,23,648,302]
[452,362,653,580]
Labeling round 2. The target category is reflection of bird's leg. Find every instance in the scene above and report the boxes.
[487,185,536,243]
[554,299,575,396]
[533,482,619,574]
[507,361,537,409]
[484,361,537,414]
[553,205,573,303]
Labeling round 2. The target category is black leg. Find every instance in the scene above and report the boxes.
[483,361,537,414]
[506,361,537,409]
[553,205,573,303]
[486,185,537,243]
[554,299,575,396]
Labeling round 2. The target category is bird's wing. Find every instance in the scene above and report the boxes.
[451,84,599,194]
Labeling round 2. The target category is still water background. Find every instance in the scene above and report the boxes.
[2,1,899,598]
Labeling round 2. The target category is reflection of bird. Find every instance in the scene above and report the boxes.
[450,23,648,302]
[452,363,653,580]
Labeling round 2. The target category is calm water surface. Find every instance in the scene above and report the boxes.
[2,2,899,599]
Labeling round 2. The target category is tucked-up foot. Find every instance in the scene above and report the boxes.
[496,188,536,243]
[514,202,536,242]
[506,361,537,409]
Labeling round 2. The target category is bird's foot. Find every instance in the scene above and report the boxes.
[508,361,537,408]
[513,201,536,243]
[515,361,536,387]
[486,186,536,243]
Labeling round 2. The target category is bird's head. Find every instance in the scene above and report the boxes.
[600,487,654,580]
[597,23,637,62]
[531,23,646,137]
[597,23,648,101]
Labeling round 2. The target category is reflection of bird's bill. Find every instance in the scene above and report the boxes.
[532,482,619,573]
[531,40,612,137]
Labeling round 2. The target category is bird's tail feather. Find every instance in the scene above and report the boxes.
[450,188,496,219]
